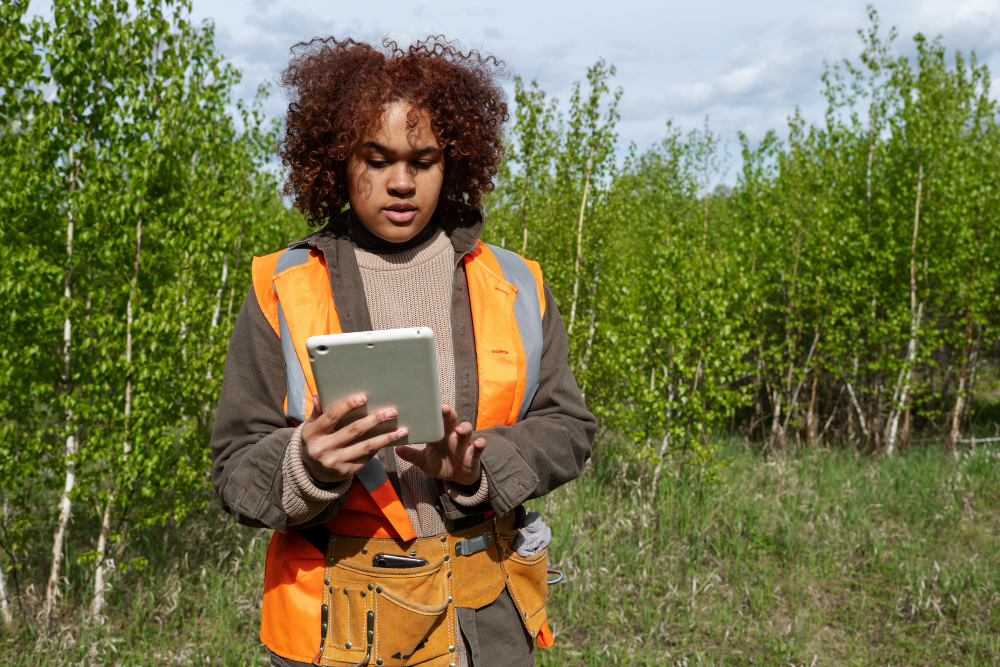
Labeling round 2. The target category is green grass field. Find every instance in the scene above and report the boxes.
[3,442,999,666]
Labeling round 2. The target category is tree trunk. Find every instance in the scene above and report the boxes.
[0,501,11,629]
[46,148,79,621]
[806,373,819,446]
[567,145,596,335]
[846,381,869,441]
[651,375,675,498]
[44,436,75,620]
[93,213,142,616]
[946,327,979,452]
[865,112,875,230]
[0,561,10,629]
[210,251,228,329]
[886,301,923,454]
[90,500,112,617]
[769,387,782,450]
[577,256,600,386]
[886,164,924,455]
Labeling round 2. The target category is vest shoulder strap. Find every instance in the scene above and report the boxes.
[480,243,545,422]
[251,251,283,337]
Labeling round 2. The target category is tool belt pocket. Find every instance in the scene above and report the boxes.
[318,556,452,667]
[499,541,549,639]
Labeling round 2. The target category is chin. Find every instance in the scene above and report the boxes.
[382,218,430,241]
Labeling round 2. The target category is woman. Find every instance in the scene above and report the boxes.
[211,36,595,667]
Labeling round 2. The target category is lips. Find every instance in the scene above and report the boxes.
[384,204,416,224]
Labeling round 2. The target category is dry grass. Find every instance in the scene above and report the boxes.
[2,441,999,665]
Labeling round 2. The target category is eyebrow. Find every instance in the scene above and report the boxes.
[361,141,440,156]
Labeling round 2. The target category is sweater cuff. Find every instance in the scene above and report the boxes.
[282,425,352,526]
[442,469,489,507]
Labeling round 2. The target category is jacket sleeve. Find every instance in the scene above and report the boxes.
[440,285,596,519]
[211,287,349,531]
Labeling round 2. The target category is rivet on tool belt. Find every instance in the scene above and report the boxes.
[454,532,492,557]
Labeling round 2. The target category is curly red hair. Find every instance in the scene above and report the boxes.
[279,36,509,230]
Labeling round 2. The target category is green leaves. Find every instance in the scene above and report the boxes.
[1,0,298,616]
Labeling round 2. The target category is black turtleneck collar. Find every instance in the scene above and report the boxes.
[348,209,439,254]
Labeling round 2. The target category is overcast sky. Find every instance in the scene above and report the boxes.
[28,0,1000,179]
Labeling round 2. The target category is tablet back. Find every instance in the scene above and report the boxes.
[306,327,445,445]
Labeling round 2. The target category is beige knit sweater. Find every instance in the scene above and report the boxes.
[281,227,488,531]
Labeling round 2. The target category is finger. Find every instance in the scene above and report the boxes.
[457,434,484,466]
[469,437,486,464]
[446,421,473,454]
[317,394,367,432]
[394,443,428,468]
[306,394,322,424]
[441,403,458,430]
[337,427,409,463]
[335,407,398,444]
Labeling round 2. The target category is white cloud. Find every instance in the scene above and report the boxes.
[717,63,768,96]
[23,0,1000,180]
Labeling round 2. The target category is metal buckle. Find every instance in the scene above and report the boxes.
[454,531,492,557]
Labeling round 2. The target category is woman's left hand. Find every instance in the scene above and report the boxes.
[394,404,485,486]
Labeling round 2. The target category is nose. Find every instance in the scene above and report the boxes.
[387,162,415,196]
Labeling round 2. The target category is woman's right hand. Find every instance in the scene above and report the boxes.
[300,394,407,484]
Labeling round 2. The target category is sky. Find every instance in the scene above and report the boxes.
[27,0,1000,180]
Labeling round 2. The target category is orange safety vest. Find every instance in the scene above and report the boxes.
[251,238,550,662]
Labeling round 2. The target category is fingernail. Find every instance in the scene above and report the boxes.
[355,395,366,405]
[385,408,397,419]
[395,429,408,438]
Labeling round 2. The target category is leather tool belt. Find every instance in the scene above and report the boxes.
[313,513,548,667]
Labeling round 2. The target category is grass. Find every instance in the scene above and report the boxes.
[3,441,1000,666]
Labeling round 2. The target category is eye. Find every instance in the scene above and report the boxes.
[413,161,435,169]
[367,159,389,169]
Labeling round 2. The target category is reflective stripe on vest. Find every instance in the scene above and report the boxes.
[251,239,545,663]
[484,243,542,421]
[270,246,413,540]
[273,247,311,424]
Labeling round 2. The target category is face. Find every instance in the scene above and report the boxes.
[346,101,445,242]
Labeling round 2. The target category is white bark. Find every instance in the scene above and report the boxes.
[578,257,600,394]
[806,374,819,445]
[846,382,869,440]
[769,386,783,448]
[886,164,924,455]
[94,215,144,614]
[210,252,228,329]
[947,341,978,450]
[0,501,11,628]
[651,373,675,496]
[123,215,141,458]
[46,147,78,620]
[44,435,75,619]
[0,561,10,629]
[885,301,923,454]
[567,145,596,335]
[91,500,113,617]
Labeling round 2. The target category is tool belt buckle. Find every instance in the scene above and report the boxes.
[454,531,492,557]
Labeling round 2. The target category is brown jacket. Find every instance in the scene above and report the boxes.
[210,214,596,534]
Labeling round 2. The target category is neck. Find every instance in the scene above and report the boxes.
[349,209,438,254]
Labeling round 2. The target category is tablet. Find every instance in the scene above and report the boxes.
[306,327,445,445]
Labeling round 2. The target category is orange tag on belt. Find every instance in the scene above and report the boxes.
[536,620,555,648]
